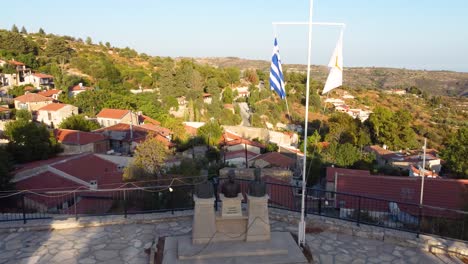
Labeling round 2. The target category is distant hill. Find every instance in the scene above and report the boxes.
[192,57,468,97]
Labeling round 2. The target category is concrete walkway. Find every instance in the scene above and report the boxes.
[0,217,463,264]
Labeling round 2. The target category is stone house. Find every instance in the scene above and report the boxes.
[14,93,53,112]
[36,103,79,127]
[96,108,139,127]
[54,129,109,155]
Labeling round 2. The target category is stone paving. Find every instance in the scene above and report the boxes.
[0,216,464,264]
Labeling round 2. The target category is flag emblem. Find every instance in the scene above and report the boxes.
[322,32,343,94]
[270,37,286,99]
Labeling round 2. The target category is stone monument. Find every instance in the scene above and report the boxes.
[192,180,216,244]
[246,169,270,241]
[220,170,243,217]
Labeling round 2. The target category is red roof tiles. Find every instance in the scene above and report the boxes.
[336,174,468,211]
[14,93,53,103]
[326,167,371,182]
[33,73,54,79]
[37,103,68,111]
[251,152,296,169]
[38,89,62,97]
[96,108,130,119]
[55,129,107,145]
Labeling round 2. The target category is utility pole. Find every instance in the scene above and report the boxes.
[419,138,427,205]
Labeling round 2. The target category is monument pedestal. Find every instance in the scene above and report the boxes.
[246,194,270,241]
[220,193,242,217]
[192,195,216,244]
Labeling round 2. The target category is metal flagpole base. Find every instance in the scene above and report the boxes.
[298,220,306,246]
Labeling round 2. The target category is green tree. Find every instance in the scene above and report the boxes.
[85,36,92,45]
[123,134,170,180]
[0,147,14,191]
[0,30,38,55]
[324,142,361,167]
[223,87,233,104]
[197,121,223,146]
[225,67,240,88]
[366,106,417,150]
[15,109,32,121]
[44,37,74,61]
[59,115,100,131]
[38,28,45,35]
[11,24,19,33]
[441,127,468,178]
[20,26,27,34]
[4,120,60,162]
[105,42,111,49]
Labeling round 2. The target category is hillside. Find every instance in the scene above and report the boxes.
[193,57,468,97]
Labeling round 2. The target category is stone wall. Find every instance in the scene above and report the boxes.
[269,208,468,257]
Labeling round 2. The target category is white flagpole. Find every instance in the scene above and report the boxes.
[298,0,314,247]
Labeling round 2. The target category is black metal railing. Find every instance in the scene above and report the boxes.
[1,180,467,242]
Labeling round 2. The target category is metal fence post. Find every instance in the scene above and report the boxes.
[123,190,127,218]
[21,194,27,224]
[171,189,174,215]
[417,206,422,238]
[357,196,361,226]
[318,197,322,215]
[74,192,78,220]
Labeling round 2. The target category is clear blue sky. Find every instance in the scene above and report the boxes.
[1,0,467,72]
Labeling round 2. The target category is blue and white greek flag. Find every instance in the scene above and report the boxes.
[269,37,286,99]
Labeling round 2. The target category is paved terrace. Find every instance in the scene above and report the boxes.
[0,211,465,264]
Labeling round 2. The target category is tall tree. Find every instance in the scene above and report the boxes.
[20,26,27,34]
[85,36,93,45]
[38,28,45,35]
[4,120,60,162]
[223,87,233,104]
[225,67,240,88]
[441,127,468,178]
[11,24,19,33]
[197,121,223,146]
[59,115,100,131]
[0,147,13,191]
[123,134,170,180]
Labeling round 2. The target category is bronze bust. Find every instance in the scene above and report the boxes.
[194,181,214,199]
[248,168,266,197]
[221,170,240,198]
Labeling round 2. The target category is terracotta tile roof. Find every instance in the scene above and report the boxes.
[225,150,258,160]
[0,106,9,112]
[52,154,122,185]
[9,60,24,66]
[37,103,68,112]
[14,93,53,103]
[23,86,34,91]
[38,89,62,97]
[69,84,93,92]
[224,104,234,109]
[139,115,161,126]
[365,145,394,156]
[138,124,172,137]
[54,129,107,145]
[96,108,130,119]
[13,155,77,174]
[184,125,198,136]
[94,123,173,147]
[250,152,296,169]
[326,167,371,182]
[203,93,212,97]
[336,174,468,211]
[33,73,54,79]
[15,170,81,192]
